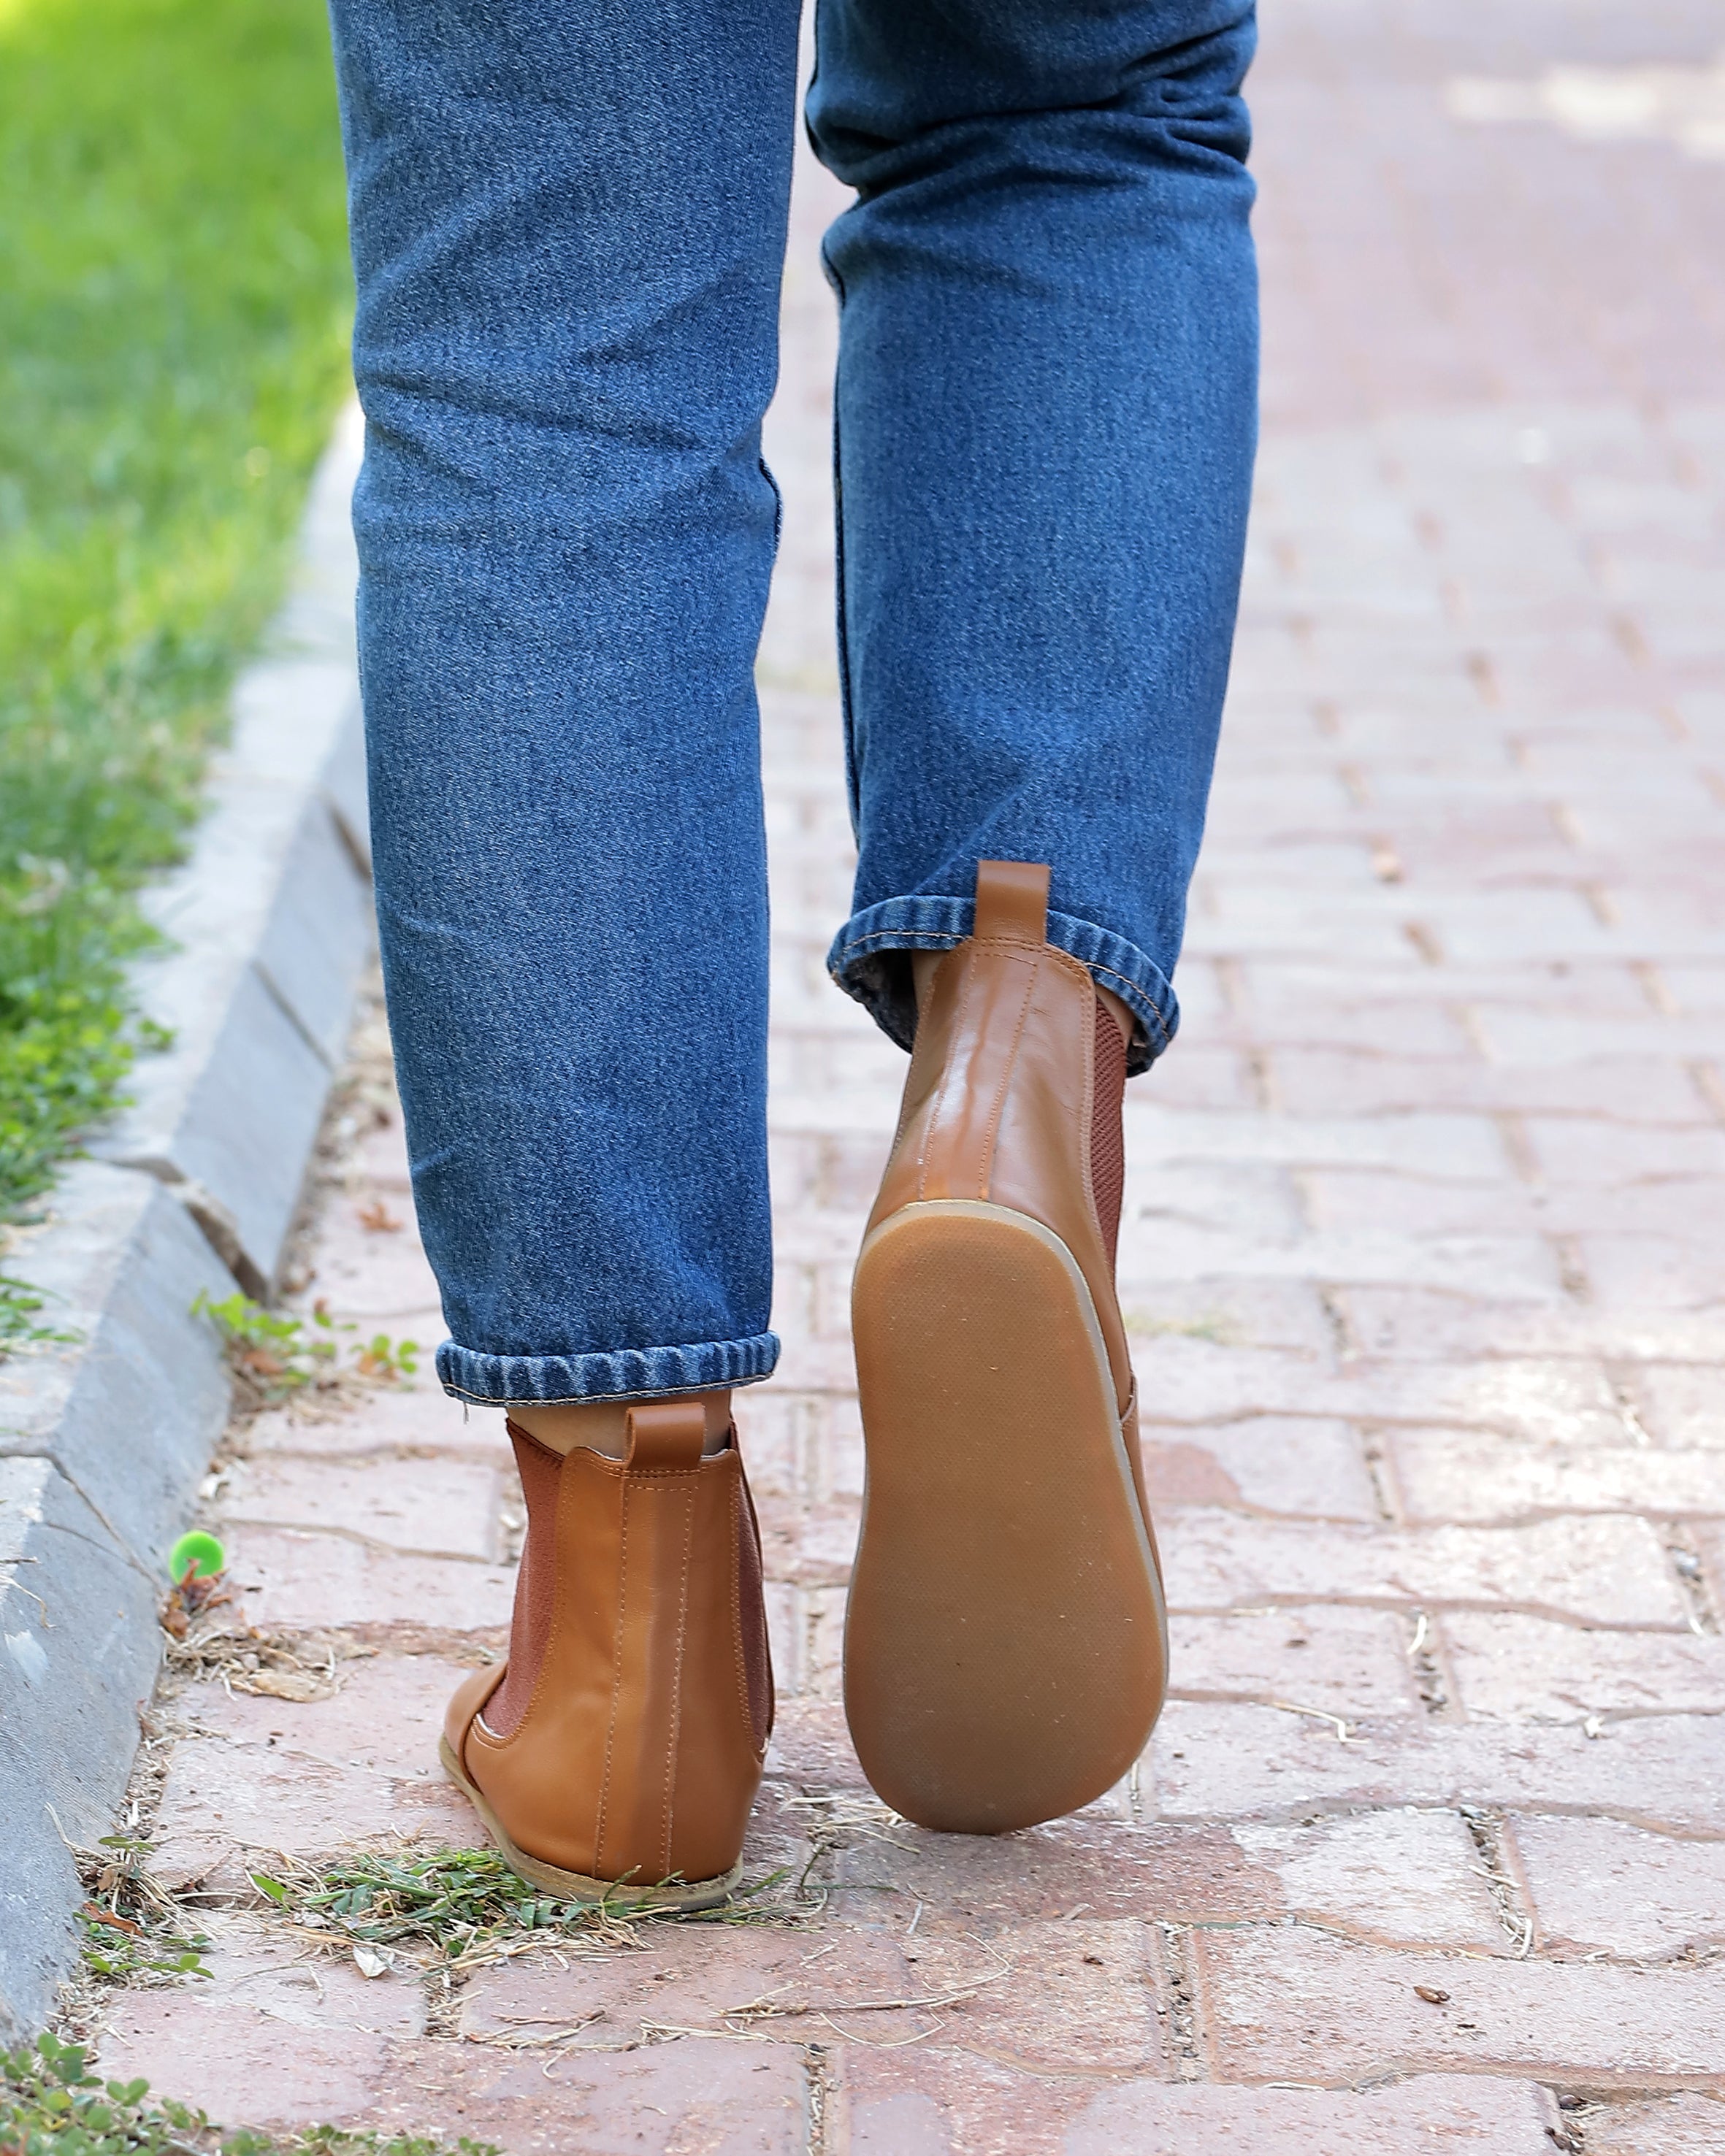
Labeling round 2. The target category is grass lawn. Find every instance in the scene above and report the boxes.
[0,0,353,1345]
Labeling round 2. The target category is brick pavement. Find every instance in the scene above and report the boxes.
[82,4,1725,2149]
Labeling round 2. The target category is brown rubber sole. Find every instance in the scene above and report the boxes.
[437,1735,743,1913]
[846,1199,1168,1834]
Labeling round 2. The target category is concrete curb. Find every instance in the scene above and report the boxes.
[0,405,373,2037]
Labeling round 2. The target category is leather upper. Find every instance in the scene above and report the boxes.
[869,860,1135,1415]
[447,1402,770,1888]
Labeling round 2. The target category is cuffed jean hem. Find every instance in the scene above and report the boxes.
[436,1330,781,1407]
[828,896,1179,1078]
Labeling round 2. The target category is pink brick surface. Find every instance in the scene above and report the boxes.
[1196,1927,1725,2087]
[1587,2096,1725,2155]
[100,2002,394,2131]
[1442,1612,1725,1723]
[1167,1604,1420,1715]
[1389,1429,1725,1524]
[1513,1815,1725,1958]
[223,1524,516,1632]
[1059,2076,1559,2155]
[1147,1703,1725,1835]
[221,1454,505,1560]
[97,2,1725,2141]
[1160,1509,1688,1627]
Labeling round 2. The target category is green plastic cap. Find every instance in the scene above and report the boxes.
[169,1530,226,1584]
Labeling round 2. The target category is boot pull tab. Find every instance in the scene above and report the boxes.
[624,1399,708,1470]
[974,860,1050,947]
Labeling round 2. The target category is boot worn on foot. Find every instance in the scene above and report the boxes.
[846,860,1168,1834]
[441,1399,773,1909]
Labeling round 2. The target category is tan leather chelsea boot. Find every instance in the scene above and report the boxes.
[441,1398,773,1908]
[846,859,1167,1835]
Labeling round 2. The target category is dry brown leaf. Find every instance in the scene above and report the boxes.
[237,1669,328,1702]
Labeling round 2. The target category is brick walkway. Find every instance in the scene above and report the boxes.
[90,4,1725,2149]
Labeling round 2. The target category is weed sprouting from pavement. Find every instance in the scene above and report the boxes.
[190,1292,419,1406]
[1,2029,497,2156]
[69,1835,214,1990]
[250,1849,794,1971]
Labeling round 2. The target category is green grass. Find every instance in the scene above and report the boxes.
[249,1848,795,1971]
[0,0,353,1346]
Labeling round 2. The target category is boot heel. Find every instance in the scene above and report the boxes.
[846,1199,1167,1834]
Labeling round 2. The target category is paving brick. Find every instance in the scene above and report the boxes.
[1512,1816,1725,1959]
[348,1113,413,1194]
[1141,1416,1378,1519]
[1058,2075,1558,2154]
[1296,1167,1544,1238]
[762,1695,878,1793]
[149,1654,478,1879]
[1131,1338,1632,1446]
[1275,1050,1711,1124]
[97,2000,394,2130]
[1124,1216,1563,1303]
[366,2038,808,2154]
[1573,1234,1725,1312]
[241,1384,510,1462]
[1586,2095,1725,2155]
[305,1212,444,1319]
[730,1386,808,1499]
[180,1910,428,2033]
[1146,1701,1725,1834]
[1631,1365,1725,1449]
[1525,1120,1725,1187]
[1169,1605,1420,1716]
[1228,1808,1504,1949]
[223,1523,516,1632]
[1342,1287,1719,1366]
[1442,1611,1725,1722]
[1122,1103,1513,1180]
[469,1914,1162,2075]
[219,1454,505,1560]
[1391,1428,1725,1523]
[169,1646,475,1767]
[819,1808,1280,1926]
[835,2047,1113,2156]
[1539,1183,1725,1249]
[1120,1277,1338,1357]
[459,1922,916,2051]
[1196,1925,1725,2086]
[1689,1523,1725,1614]
[1126,1156,1308,1240]
[1160,1508,1688,1625]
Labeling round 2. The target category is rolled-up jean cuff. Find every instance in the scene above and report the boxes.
[436,1330,781,1406]
[828,896,1179,1078]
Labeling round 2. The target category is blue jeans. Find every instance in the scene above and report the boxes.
[326,0,1258,1408]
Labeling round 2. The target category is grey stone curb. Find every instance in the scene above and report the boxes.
[0,404,374,2037]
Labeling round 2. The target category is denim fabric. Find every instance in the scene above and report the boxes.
[326,0,1258,1406]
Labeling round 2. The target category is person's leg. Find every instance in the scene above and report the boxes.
[325,0,800,1892]
[807,0,1258,1829]
[329,0,800,1413]
[808,0,1258,1070]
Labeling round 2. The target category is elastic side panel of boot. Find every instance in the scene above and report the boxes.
[734,1481,773,1752]
[486,1427,564,1741]
[1091,997,1128,1269]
